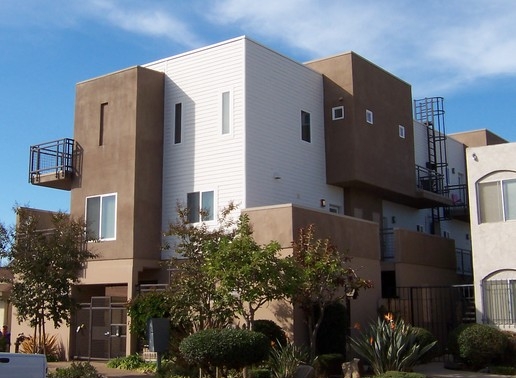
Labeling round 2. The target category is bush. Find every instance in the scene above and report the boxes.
[269,342,310,378]
[458,323,507,369]
[501,331,516,366]
[313,353,344,377]
[446,323,474,359]
[413,327,439,362]
[250,368,272,378]
[107,354,156,373]
[253,319,287,348]
[47,362,101,378]
[349,313,436,375]
[179,328,269,378]
[20,334,62,361]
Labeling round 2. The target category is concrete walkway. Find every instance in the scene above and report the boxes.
[47,360,516,378]
[413,362,516,378]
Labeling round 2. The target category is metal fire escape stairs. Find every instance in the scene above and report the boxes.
[414,97,449,234]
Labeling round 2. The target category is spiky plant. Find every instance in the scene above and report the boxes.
[20,334,61,361]
[269,342,310,378]
[349,313,436,375]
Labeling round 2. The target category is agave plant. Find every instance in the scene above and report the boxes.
[269,341,311,378]
[20,334,62,361]
[349,313,436,375]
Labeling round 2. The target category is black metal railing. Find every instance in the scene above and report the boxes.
[29,138,74,182]
[415,165,445,194]
[482,280,516,326]
[456,248,472,276]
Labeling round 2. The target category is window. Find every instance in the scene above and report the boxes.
[86,193,116,240]
[483,279,516,325]
[416,224,424,232]
[329,204,340,214]
[174,103,182,144]
[478,178,516,223]
[301,110,311,142]
[332,106,344,120]
[399,125,405,139]
[99,102,108,146]
[366,109,374,124]
[221,91,231,135]
[187,191,214,223]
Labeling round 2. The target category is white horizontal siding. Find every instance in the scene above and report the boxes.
[244,39,343,211]
[145,38,246,229]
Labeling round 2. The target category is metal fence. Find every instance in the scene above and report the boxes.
[381,285,475,355]
[482,279,516,326]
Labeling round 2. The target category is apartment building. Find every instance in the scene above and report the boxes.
[26,36,480,359]
[464,135,515,330]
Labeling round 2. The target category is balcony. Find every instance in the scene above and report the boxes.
[29,138,75,190]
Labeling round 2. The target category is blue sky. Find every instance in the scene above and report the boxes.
[1,0,516,226]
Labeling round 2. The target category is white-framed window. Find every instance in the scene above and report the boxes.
[478,178,516,223]
[329,204,341,214]
[221,91,232,135]
[187,190,215,223]
[332,106,344,120]
[86,193,117,240]
[174,102,182,144]
[366,109,374,124]
[399,125,405,139]
[301,110,311,142]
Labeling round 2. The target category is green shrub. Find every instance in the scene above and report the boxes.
[269,342,310,378]
[501,331,516,366]
[250,368,272,378]
[47,362,102,378]
[376,371,425,378]
[489,366,516,375]
[253,319,287,347]
[458,324,507,369]
[446,323,474,359]
[107,354,156,373]
[313,353,344,377]
[413,327,439,362]
[179,328,269,378]
[349,314,436,375]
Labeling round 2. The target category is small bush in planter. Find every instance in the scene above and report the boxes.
[253,319,287,348]
[47,362,102,378]
[412,327,439,362]
[458,323,507,369]
[179,328,269,378]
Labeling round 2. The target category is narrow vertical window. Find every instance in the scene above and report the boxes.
[366,109,374,124]
[222,91,231,135]
[399,125,405,139]
[301,110,311,142]
[174,103,182,144]
[99,102,108,146]
[187,192,200,223]
[478,181,503,223]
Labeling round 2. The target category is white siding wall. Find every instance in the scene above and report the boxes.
[145,38,246,235]
[244,40,343,210]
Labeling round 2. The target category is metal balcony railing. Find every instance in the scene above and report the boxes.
[29,138,74,183]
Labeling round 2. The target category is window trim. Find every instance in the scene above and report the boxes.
[221,90,232,135]
[187,190,215,223]
[85,192,117,241]
[174,102,182,144]
[399,125,405,139]
[366,109,374,124]
[332,106,344,121]
[478,178,516,223]
[301,110,311,143]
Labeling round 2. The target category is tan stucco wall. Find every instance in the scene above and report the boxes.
[450,129,507,148]
[467,142,516,325]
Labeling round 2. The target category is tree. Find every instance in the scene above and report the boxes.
[0,207,97,354]
[164,203,239,332]
[204,214,299,330]
[292,224,372,359]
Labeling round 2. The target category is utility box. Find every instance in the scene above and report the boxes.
[147,318,170,353]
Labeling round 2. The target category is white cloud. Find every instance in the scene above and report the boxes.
[206,0,516,96]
